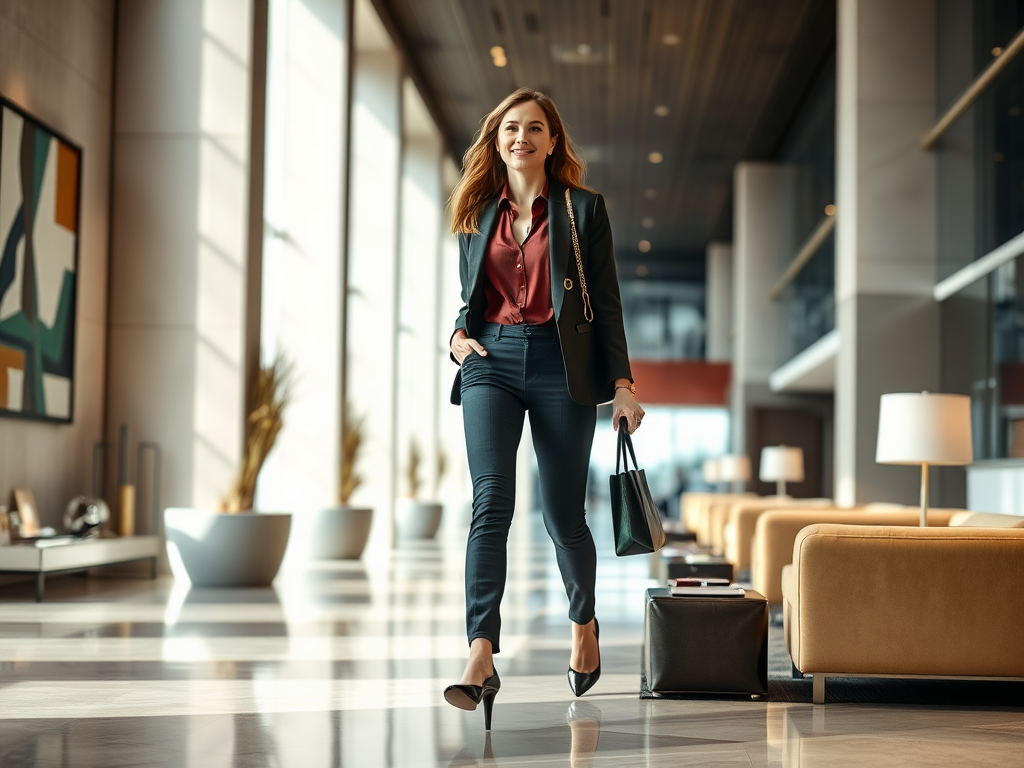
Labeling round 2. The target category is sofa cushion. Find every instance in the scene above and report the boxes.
[949,511,1024,528]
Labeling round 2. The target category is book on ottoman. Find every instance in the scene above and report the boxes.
[644,587,768,696]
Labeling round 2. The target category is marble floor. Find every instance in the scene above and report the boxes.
[0,509,1021,767]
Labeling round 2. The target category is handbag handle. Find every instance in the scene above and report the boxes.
[564,188,594,323]
[616,417,640,474]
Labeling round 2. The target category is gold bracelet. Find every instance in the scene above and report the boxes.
[615,383,637,396]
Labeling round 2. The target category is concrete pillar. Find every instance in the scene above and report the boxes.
[255,0,349,513]
[834,0,938,506]
[731,163,792,454]
[347,0,401,548]
[394,81,442,505]
[107,0,253,514]
[706,242,733,362]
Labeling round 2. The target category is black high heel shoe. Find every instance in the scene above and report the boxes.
[444,668,501,730]
[568,618,601,697]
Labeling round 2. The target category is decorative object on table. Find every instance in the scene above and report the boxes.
[875,392,973,527]
[164,356,293,587]
[0,506,10,545]
[306,406,374,559]
[610,417,666,556]
[759,446,804,497]
[717,454,751,493]
[64,496,110,538]
[116,423,135,536]
[396,437,443,540]
[0,97,80,423]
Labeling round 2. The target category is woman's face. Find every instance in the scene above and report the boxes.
[495,100,557,175]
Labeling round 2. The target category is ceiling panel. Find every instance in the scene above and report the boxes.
[380,0,834,274]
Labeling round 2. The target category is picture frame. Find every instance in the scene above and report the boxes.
[0,95,81,423]
[12,488,40,538]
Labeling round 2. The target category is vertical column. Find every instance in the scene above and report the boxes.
[347,0,402,548]
[255,0,349,513]
[834,0,939,506]
[107,0,253,512]
[706,241,733,362]
[395,81,443,506]
[731,163,791,454]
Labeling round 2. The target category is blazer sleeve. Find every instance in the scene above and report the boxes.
[586,194,633,384]
[449,232,471,364]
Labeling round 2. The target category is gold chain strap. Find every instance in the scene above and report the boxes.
[564,188,594,323]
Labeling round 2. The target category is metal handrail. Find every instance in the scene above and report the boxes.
[769,213,836,301]
[921,25,1024,150]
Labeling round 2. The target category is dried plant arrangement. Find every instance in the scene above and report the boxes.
[435,446,447,497]
[406,438,422,500]
[221,355,293,513]
[339,407,366,505]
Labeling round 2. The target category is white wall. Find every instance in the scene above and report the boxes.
[0,1,115,526]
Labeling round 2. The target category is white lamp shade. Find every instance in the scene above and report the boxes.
[759,446,804,483]
[703,458,721,483]
[718,454,751,482]
[875,392,973,466]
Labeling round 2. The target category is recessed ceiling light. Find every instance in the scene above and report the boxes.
[642,217,655,229]
[824,204,836,216]
[638,240,651,253]
[636,265,650,277]
[494,56,508,67]
[490,46,505,58]
[992,46,1003,57]
[654,105,670,117]
[662,33,680,45]
[577,43,593,56]
[644,188,657,200]
[648,152,663,164]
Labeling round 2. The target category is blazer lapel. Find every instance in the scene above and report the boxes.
[547,178,571,320]
[468,196,501,301]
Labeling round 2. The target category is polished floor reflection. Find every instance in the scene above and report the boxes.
[0,509,1021,767]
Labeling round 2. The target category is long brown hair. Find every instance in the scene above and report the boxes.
[448,88,592,234]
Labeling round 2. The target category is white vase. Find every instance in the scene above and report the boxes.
[307,506,373,559]
[164,508,292,587]
[395,500,443,540]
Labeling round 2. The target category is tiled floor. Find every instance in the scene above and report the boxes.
[0,509,1021,766]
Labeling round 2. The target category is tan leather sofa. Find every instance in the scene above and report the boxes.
[783,523,1024,703]
[680,492,754,545]
[751,508,959,604]
[721,497,832,572]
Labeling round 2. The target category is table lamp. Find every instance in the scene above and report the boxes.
[717,454,751,493]
[759,445,804,497]
[703,458,722,488]
[875,392,973,527]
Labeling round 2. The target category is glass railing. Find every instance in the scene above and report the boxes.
[779,230,835,359]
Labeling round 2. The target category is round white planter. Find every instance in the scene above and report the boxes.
[396,500,443,540]
[164,508,292,587]
[307,506,373,559]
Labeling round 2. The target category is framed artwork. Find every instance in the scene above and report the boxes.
[0,96,80,423]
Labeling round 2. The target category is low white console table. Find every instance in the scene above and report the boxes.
[0,536,161,601]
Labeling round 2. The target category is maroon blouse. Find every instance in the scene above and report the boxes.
[482,182,554,325]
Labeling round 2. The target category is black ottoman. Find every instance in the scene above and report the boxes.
[644,587,768,696]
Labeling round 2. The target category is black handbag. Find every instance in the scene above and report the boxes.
[609,418,666,556]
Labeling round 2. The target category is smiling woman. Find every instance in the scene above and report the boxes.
[443,88,644,729]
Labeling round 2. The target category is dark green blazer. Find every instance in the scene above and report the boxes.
[450,178,632,406]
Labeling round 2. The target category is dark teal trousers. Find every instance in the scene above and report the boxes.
[459,322,598,654]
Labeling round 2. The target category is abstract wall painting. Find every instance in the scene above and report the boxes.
[0,97,80,423]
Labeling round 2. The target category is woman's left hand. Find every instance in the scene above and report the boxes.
[612,385,645,434]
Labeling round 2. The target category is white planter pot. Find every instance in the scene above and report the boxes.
[396,500,443,540]
[307,506,373,559]
[164,508,292,587]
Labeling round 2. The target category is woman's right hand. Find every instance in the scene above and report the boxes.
[451,329,487,364]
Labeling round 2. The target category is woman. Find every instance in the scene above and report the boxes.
[443,88,644,730]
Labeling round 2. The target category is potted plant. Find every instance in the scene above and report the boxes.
[164,356,294,587]
[395,438,443,540]
[306,408,374,559]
